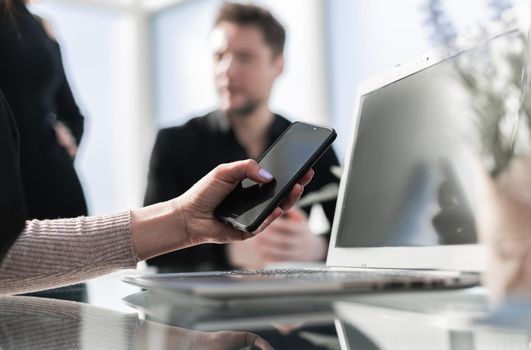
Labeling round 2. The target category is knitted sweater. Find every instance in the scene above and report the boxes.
[0,296,139,349]
[0,212,138,295]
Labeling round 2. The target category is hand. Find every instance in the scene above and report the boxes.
[188,329,274,350]
[229,207,327,269]
[177,159,314,245]
[131,159,314,261]
[135,321,274,350]
[54,121,77,158]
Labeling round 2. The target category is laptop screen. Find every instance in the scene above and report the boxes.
[335,29,526,248]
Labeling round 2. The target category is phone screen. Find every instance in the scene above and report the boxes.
[215,122,336,231]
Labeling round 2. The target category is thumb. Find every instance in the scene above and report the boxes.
[215,159,274,185]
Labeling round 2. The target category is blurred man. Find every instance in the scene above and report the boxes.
[144,2,339,272]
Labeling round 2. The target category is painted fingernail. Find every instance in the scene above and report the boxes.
[259,168,273,180]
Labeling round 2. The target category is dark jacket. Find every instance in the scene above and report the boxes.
[0,90,26,262]
[144,111,340,272]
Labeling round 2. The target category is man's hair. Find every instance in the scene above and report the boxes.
[214,2,286,56]
[1,0,15,18]
[1,0,18,27]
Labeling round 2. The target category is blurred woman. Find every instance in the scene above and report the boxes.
[0,0,87,220]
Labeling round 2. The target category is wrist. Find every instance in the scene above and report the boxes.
[130,199,190,261]
[169,197,192,246]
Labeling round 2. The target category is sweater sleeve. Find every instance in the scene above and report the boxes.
[0,212,139,296]
[0,296,140,350]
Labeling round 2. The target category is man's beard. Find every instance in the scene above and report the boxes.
[226,99,259,119]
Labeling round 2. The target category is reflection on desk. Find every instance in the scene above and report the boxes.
[334,289,531,350]
[0,296,273,349]
[123,291,340,349]
[123,290,337,331]
[5,283,531,350]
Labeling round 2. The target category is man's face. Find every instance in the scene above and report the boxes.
[211,22,283,117]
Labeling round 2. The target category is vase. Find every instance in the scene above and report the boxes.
[475,156,531,303]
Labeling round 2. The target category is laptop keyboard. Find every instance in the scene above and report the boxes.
[142,268,480,290]
[213,268,479,289]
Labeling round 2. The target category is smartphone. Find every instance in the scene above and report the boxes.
[215,121,337,232]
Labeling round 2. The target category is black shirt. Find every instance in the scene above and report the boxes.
[0,89,26,262]
[144,111,340,272]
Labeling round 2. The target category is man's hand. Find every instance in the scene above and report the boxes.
[229,207,327,269]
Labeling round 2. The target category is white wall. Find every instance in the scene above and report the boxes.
[31,0,522,211]
[32,2,157,215]
[153,0,329,128]
[325,0,514,162]
[31,3,132,215]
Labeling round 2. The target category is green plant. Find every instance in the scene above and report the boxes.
[425,0,531,177]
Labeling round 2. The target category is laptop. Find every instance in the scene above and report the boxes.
[123,5,530,299]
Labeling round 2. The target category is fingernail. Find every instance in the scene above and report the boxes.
[259,168,273,180]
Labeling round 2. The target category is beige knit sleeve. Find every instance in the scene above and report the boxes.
[0,212,139,295]
[0,296,140,349]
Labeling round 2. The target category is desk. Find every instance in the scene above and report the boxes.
[1,278,529,350]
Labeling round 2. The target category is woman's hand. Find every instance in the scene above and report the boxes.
[131,159,313,261]
[135,320,274,350]
[176,159,314,245]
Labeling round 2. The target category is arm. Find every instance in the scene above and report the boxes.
[0,160,312,295]
[133,160,310,259]
[51,45,85,158]
[53,56,85,146]
[0,212,136,296]
[135,320,273,350]
[40,17,85,145]
[0,296,272,350]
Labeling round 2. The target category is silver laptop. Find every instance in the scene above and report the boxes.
[123,5,530,299]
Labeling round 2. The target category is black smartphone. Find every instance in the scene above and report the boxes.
[214,121,337,232]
